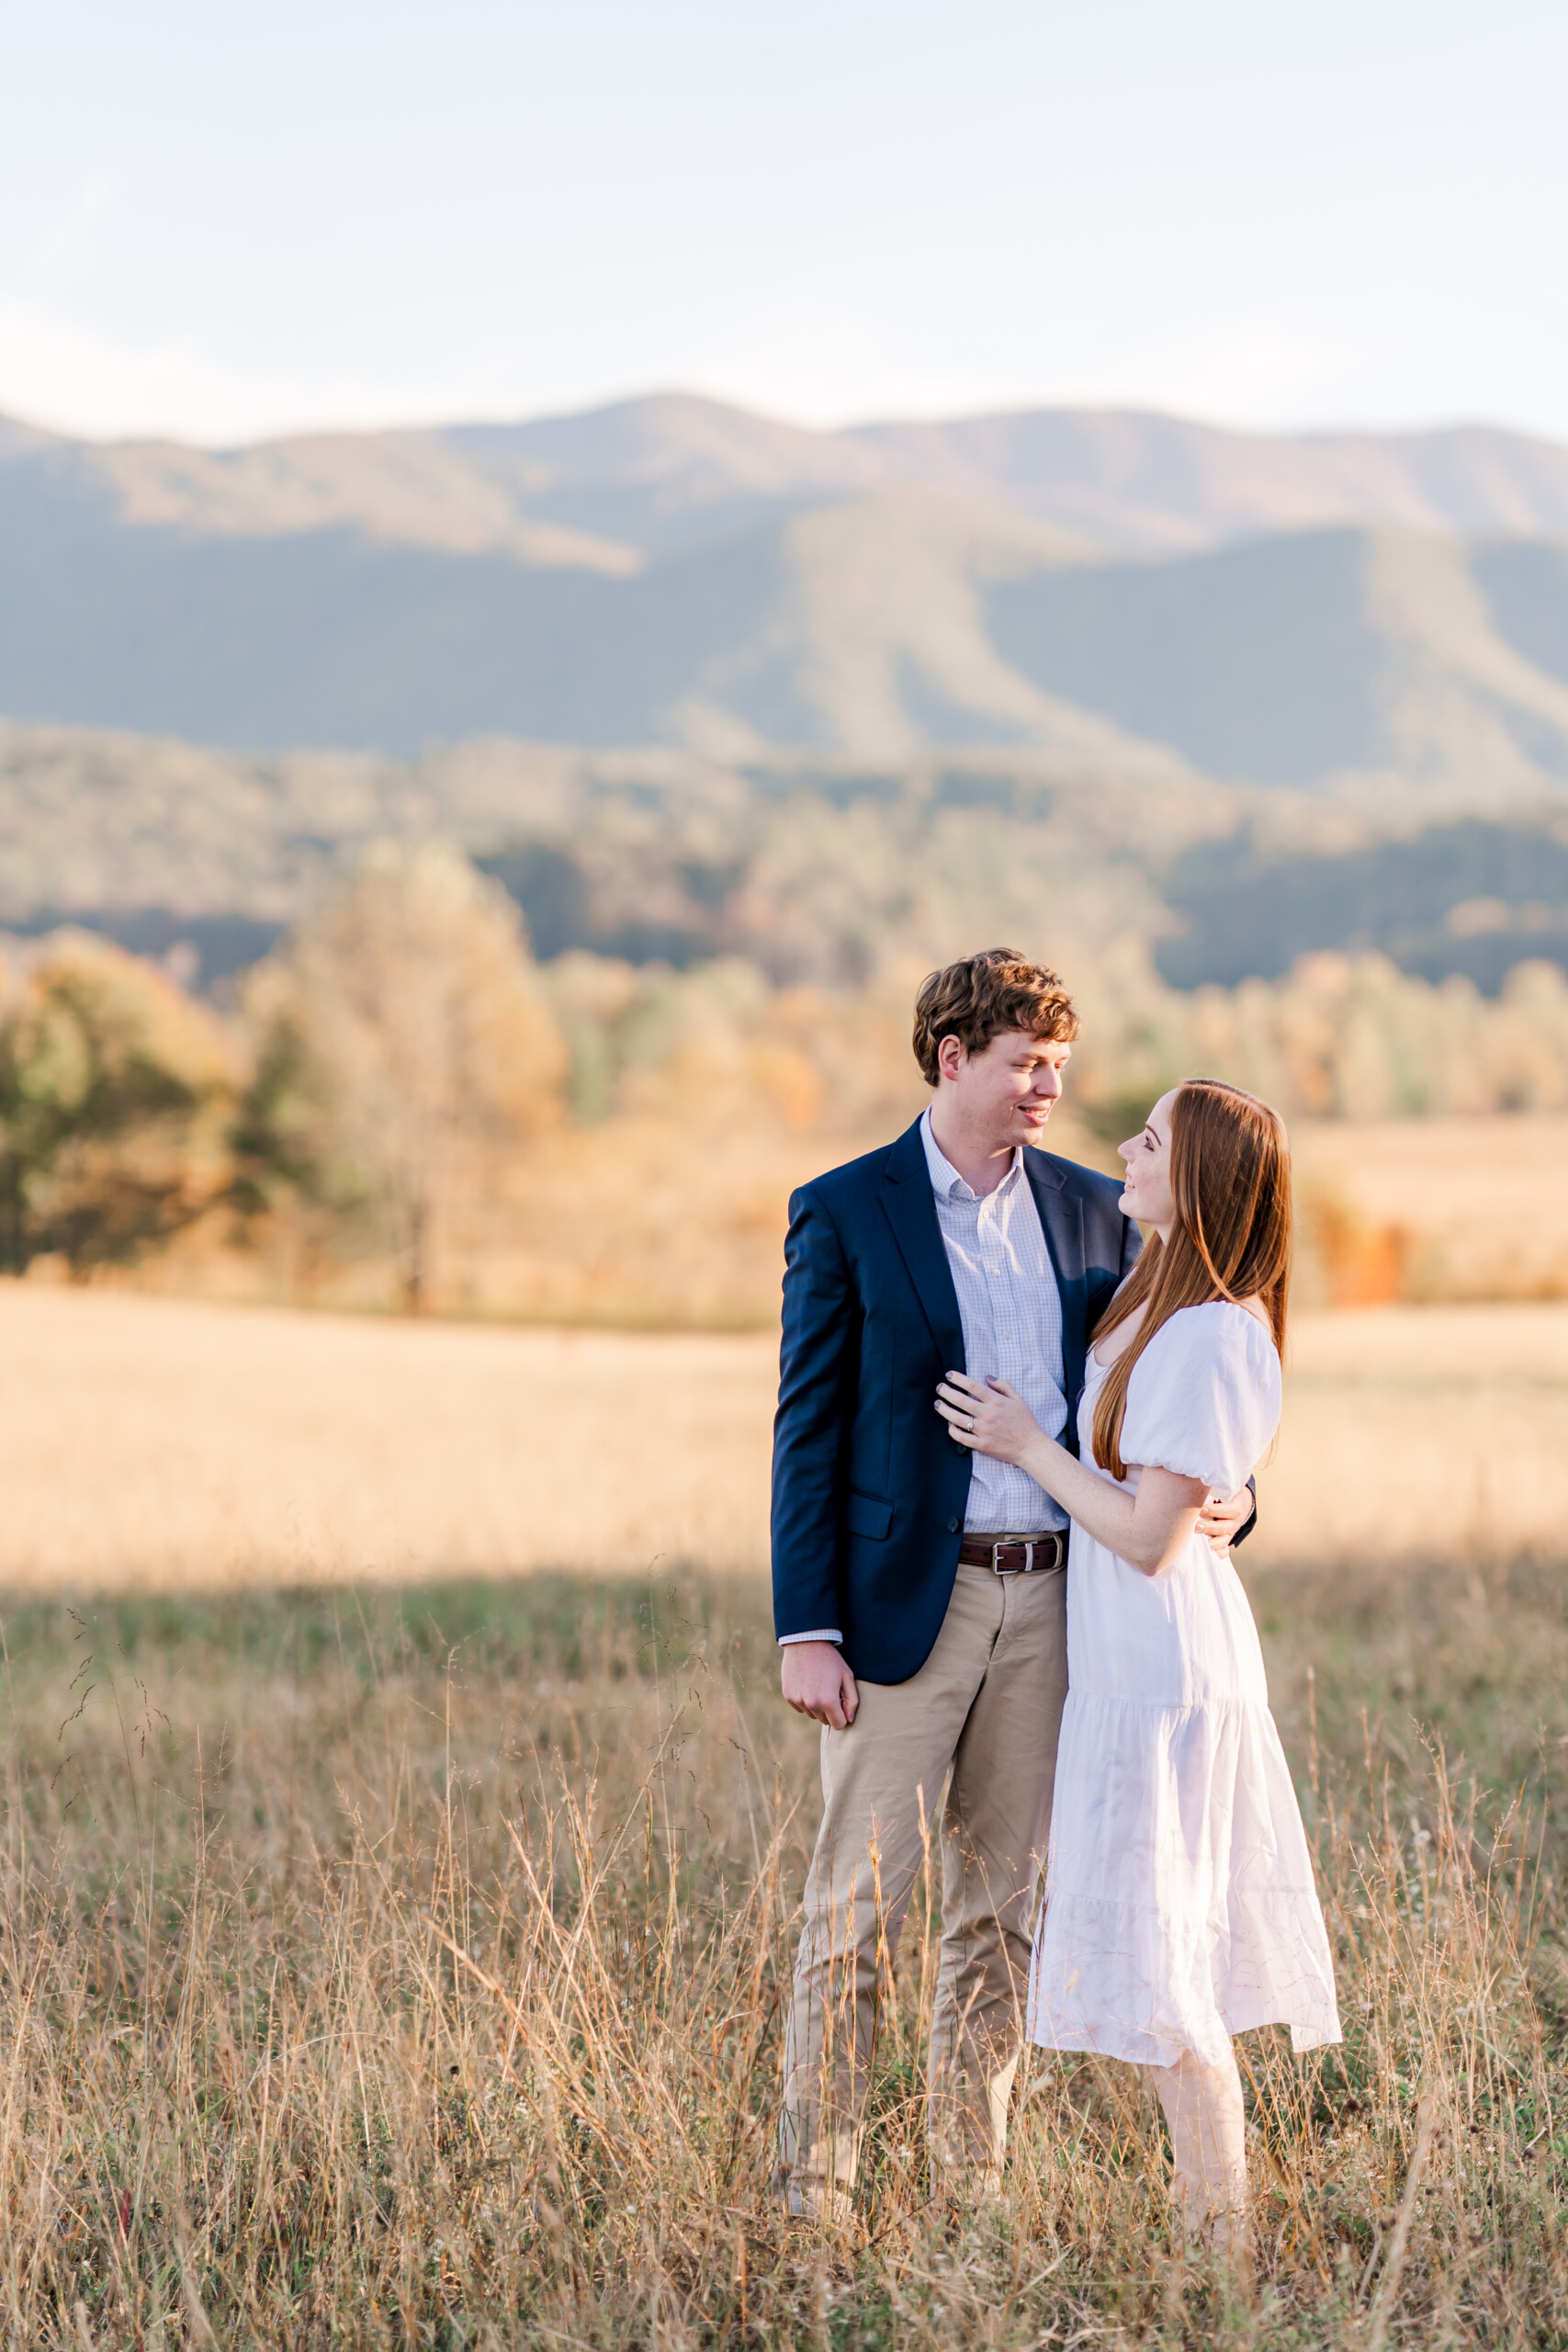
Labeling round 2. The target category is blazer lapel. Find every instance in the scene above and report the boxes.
[1025,1150,1088,1404]
[880,1118,965,1368]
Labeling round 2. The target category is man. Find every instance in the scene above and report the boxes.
[772,948,1256,2220]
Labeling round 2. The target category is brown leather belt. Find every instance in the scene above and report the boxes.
[957,1531,1066,1574]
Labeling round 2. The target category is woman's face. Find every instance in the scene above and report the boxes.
[1117,1090,1178,1237]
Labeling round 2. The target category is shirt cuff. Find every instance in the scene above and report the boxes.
[778,1629,843,1646]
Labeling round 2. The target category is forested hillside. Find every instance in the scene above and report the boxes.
[4,722,1566,999]
[5,396,1568,784]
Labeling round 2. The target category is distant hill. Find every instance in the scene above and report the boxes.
[988,528,1568,788]
[4,394,1568,783]
[1156,815,1568,992]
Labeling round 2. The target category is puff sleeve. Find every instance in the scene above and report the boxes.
[1118,1304,1281,1496]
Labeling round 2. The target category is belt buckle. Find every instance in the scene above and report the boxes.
[991,1539,1032,1575]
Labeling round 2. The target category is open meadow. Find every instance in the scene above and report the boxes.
[0,1279,1566,2342]
[1,1282,1566,1588]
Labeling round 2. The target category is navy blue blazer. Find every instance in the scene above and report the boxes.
[771,1116,1142,1685]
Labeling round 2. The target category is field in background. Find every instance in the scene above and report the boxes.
[0,1283,771,1590]
[3,1281,1566,1589]
[1293,1115,1568,1306]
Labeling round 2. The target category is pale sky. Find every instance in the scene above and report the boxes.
[5,0,1567,447]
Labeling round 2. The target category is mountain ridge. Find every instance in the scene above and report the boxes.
[10,391,1568,557]
[3,393,1568,785]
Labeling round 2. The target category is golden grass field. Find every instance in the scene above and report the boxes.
[0,1551,1563,2346]
[2,1280,1565,1590]
[1291,1115,1568,1306]
[1,1272,1566,2342]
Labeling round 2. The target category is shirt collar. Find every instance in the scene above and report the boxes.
[920,1107,1021,1203]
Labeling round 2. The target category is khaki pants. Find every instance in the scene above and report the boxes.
[779,1558,1069,2202]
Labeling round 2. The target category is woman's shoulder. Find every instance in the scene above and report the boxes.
[1132,1301,1279,1386]
[1169,1297,1274,1344]
[1122,1300,1281,1487]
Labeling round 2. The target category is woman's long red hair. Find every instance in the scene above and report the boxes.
[1091,1079,1292,1482]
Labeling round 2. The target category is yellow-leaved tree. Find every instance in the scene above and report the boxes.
[237,843,567,1308]
[0,930,234,1274]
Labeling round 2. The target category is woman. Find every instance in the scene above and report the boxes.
[936,1079,1340,2257]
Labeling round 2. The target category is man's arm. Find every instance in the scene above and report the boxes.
[772,1188,858,1647]
[1224,1478,1258,1551]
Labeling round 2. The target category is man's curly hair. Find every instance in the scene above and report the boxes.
[911,948,1079,1087]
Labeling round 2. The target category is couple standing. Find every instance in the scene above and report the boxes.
[770,949,1340,2252]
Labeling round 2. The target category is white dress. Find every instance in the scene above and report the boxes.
[1027,1301,1341,2068]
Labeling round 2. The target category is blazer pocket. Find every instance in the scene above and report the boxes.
[844,1488,894,1542]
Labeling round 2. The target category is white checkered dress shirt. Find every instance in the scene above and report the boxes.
[919,1110,1069,1537]
[778,1110,1068,1648]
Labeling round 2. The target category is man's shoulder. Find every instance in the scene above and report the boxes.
[792,1122,920,1216]
[1032,1147,1127,1219]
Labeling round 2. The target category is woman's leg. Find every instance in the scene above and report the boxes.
[1148,2045,1250,2259]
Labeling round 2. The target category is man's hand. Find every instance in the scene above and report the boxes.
[1198,1484,1254,1555]
[781,1641,860,1728]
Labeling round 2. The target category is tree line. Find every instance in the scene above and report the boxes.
[5,839,1568,1312]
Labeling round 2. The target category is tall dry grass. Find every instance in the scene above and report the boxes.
[2,1556,1566,2347]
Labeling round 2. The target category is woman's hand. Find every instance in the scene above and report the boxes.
[938,1369,1212,1574]
[935,1371,1043,1465]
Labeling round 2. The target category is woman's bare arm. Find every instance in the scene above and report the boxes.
[935,1371,1209,1576]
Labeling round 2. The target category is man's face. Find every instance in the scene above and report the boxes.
[939,1026,1073,1152]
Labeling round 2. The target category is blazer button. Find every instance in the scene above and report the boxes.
[946,1517,960,1533]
